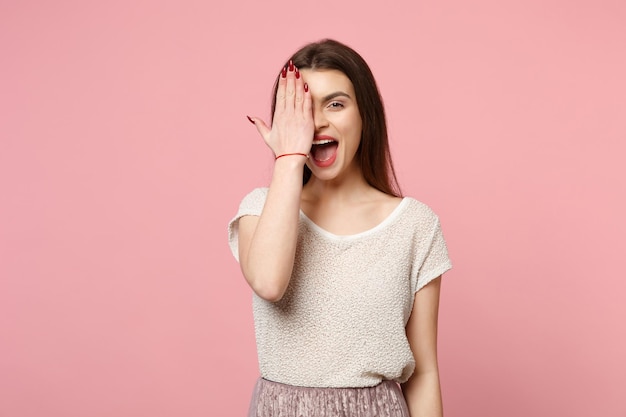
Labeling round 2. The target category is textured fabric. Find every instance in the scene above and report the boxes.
[229,187,452,388]
[248,378,410,417]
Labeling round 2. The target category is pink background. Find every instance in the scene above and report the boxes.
[1,0,625,416]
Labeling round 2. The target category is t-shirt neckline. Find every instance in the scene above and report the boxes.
[299,197,410,241]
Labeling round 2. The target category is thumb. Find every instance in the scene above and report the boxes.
[247,116,270,141]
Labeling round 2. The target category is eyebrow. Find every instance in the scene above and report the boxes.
[321,91,352,102]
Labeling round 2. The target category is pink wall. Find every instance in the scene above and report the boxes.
[1,1,624,416]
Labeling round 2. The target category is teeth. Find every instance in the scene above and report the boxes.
[312,139,335,145]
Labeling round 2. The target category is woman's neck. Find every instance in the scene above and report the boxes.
[303,170,377,204]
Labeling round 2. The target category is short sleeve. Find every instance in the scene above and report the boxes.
[227,187,268,262]
[412,216,452,294]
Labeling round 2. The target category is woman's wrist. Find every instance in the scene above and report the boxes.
[273,153,308,172]
[275,152,309,161]
[273,152,309,170]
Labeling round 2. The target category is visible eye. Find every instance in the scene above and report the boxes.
[327,101,344,110]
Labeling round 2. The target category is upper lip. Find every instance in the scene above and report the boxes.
[312,135,337,145]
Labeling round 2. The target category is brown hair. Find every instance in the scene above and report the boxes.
[270,39,402,197]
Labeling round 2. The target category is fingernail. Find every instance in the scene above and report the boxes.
[289,60,294,71]
[281,66,287,78]
[246,115,255,124]
[304,83,308,92]
[295,68,300,79]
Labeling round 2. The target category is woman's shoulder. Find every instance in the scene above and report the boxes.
[243,186,269,196]
[241,186,269,201]
[368,187,438,218]
[236,187,269,212]
[399,195,441,225]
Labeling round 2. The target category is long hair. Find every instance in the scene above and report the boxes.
[270,39,402,197]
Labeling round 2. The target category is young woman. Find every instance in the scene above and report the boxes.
[229,39,452,417]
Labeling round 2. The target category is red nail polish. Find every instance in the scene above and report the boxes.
[281,67,287,78]
[295,68,300,79]
[246,115,255,124]
[289,60,294,71]
[304,83,308,92]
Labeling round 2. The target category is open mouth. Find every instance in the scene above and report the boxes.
[310,138,338,163]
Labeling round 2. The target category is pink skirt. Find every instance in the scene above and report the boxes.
[247,378,410,417]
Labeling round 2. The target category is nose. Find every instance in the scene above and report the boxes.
[313,107,329,132]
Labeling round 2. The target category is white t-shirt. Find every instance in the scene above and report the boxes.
[228,187,452,388]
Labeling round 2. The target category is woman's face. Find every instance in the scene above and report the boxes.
[300,69,363,183]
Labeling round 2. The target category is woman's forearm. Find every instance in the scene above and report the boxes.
[402,370,443,417]
[241,156,306,301]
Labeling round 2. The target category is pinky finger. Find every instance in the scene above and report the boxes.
[246,115,271,141]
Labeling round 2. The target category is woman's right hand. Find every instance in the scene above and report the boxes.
[248,61,314,158]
